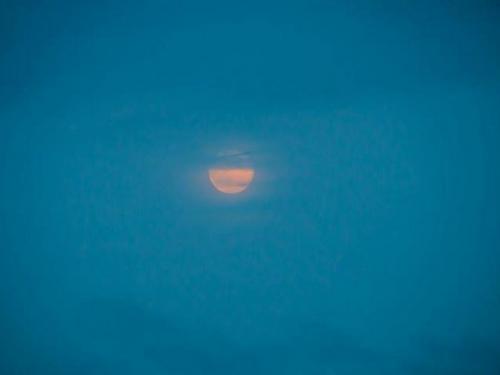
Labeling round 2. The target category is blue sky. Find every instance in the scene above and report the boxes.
[1,1,500,374]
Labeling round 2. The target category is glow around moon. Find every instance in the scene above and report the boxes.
[208,168,255,194]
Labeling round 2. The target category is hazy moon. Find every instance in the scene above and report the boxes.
[208,168,255,194]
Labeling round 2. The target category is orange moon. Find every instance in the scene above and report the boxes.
[208,168,255,194]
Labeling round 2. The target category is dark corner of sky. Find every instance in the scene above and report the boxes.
[1,0,500,374]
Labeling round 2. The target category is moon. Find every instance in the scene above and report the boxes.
[208,168,255,194]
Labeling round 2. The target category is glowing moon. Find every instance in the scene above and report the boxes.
[208,168,255,194]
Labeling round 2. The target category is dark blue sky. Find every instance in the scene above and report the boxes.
[1,1,500,373]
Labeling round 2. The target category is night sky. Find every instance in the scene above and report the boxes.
[1,1,500,374]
